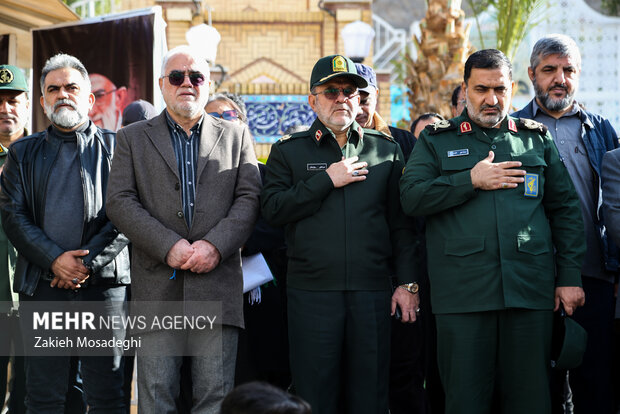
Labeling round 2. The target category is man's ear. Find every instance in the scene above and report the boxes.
[40,95,46,114]
[115,87,128,109]
[308,94,316,112]
[511,80,517,99]
[528,66,535,82]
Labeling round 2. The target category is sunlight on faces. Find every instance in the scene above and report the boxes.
[0,90,29,140]
[465,66,513,128]
[309,78,360,133]
[160,53,211,121]
[529,54,579,113]
[41,67,94,131]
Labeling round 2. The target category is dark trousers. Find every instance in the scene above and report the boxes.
[0,312,26,414]
[568,277,614,414]
[436,309,553,414]
[19,283,126,414]
[388,318,427,414]
[287,288,391,414]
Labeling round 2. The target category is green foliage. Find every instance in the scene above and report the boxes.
[601,0,620,15]
[493,0,548,60]
[467,0,548,61]
[61,0,119,17]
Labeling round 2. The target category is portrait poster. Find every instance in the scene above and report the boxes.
[32,7,167,132]
[0,35,9,64]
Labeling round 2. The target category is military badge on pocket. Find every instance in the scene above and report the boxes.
[524,173,539,197]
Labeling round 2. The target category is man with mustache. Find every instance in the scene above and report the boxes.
[262,55,419,413]
[106,46,261,413]
[513,34,618,414]
[88,73,128,132]
[401,49,586,413]
[0,53,130,413]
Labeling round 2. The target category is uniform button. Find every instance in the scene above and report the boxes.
[177,211,184,218]
[491,145,496,149]
[174,183,180,190]
[560,140,565,144]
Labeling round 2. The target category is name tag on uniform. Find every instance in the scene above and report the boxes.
[524,173,539,197]
[447,149,469,157]
[307,163,327,171]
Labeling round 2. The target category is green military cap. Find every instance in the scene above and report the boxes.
[0,65,28,92]
[310,55,368,89]
[551,311,588,369]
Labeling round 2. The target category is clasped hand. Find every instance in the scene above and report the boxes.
[165,239,221,274]
[50,250,90,290]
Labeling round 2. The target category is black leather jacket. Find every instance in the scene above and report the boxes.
[0,122,130,296]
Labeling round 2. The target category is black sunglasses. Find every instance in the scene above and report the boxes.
[208,110,238,121]
[313,87,358,100]
[164,71,206,87]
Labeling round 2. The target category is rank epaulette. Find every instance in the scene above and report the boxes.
[518,118,548,135]
[425,119,457,135]
[277,130,308,144]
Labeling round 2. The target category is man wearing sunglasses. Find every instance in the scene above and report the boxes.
[261,55,419,413]
[106,45,261,413]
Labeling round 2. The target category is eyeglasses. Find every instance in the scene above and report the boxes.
[163,71,206,87]
[93,89,117,100]
[208,110,238,121]
[312,87,358,100]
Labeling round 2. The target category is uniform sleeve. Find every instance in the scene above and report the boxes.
[602,150,620,247]
[399,133,477,217]
[541,132,586,287]
[387,144,421,285]
[261,142,334,226]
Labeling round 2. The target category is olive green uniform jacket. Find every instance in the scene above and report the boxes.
[399,114,585,314]
[261,119,419,291]
[0,144,18,311]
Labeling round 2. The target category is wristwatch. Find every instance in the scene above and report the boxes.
[398,282,419,294]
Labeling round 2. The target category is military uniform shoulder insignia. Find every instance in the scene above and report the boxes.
[459,121,472,133]
[518,118,548,134]
[508,118,517,133]
[315,129,323,141]
[426,119,456,135]
[278,134,292,142]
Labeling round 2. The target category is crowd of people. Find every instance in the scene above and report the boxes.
[0,32,618,414]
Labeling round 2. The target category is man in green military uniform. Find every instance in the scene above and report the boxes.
[262,55,420,414]
[400,49,586,414]
[0,64,29,412]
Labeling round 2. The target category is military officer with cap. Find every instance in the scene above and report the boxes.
[262,55,420,414]
[0,64,29,412]
[400,49,586,414]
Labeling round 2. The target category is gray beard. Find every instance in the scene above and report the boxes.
[534,81,574,112]
[45,100,88,129]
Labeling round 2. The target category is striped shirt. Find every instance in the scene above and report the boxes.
[165,110,204,227]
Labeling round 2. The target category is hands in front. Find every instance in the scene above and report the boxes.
[50,250,91,290]
[165,239,221,274]
[471,151,526,190]
[326,156,368,188]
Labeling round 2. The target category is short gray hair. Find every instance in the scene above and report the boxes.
[40,53,90,94]
[160,45,210,79]
[530,34,581,72]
